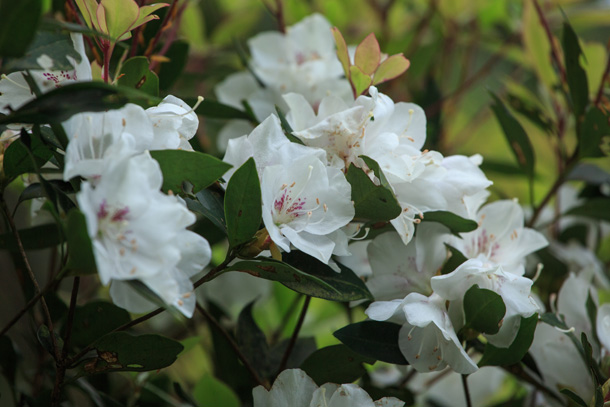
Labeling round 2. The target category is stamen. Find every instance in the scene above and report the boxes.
[1,74,31,91]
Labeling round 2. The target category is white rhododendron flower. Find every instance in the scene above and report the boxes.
[366,293,478,374]
[145,95,200,150]
[77,152,211,317]
[449,199,548,275]
[431,257,539,347]
[252,368,404,407]
[0,33,92,114]
[597,303,610,352]
[261,153,354,263]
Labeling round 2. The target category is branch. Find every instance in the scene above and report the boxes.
[532,0,567,85]
[462,375,473,407]
[594,40,610,107]
[277,295,310,374]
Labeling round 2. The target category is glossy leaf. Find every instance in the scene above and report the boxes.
[563,22,589,119]
[117,56,159,96]
[185,188,227,232]
[0,0,42,58]
[224,157,261,248]
[441,244,468,275]
[354,33,380,75]
[67,301,131,349]
[334,321,408,365]
[282,251,373,301]
[489,92,535,179]
[579,107,610,158]
[2,30,80,72]
[0,223,62,251]
[560,389,588,407]
[225,258,344,299]
[65,209,97,275]
[463,285,506,335]
[3,132,53,179]
[150,150,231,195]
[349,65,372,97]
[300,344,374,386]
[83,332,183,374]
[346,163,401,222]
[418,210,478,236]
[372,54,410,86]
[478,314,538,367]
[331,27,350,77]
[0,81,160,125]
[17,180,73,209]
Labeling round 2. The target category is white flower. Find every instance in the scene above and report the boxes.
[449,199,548,276]
[0,33,92,114]
[77,152,211,317]
[431,257,539,347]
[261,153,354,263]
[597,303,610,352]
[365,223,449,301]
[145,95,199,150]
[252,368,404,407]
[366,293,478,375]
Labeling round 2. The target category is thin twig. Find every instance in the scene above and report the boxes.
[196,303,268,388]
[462,375,473,407]
[0,280,54,337]
[277,295,310,374]
[145,0,178,58]
[594,40,610,107]
[269,293,304,345]
[502,363,563,403]
[62,277,80,356]
[532,0,567,85]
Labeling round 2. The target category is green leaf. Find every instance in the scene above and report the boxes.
[191,188,227,232]
[463,285,506,335]
[579,107,610,158]
[331,27,350,78]
[224,157,261,248]
[0,81,160,126]
[506,93,554,134]
[149,150,231,195]
[16,180,73,209]
[224,258,344,300]
[334,321,408,365]
[418,211,478,236]
[65,209,97,275]
[282,251,373,302]
[117,56,159,96]
[2,30,81,72]
[565,198,610,222]
[441,244,468,275]
[560,389,588,407]
[236,302,269,379]
[193,99,252,121]
[478,314,538,367]
[581,333,605,385]
[193,374,240,407]
[346,163,401,222]
[0,223,63,251]
[159,40,189,91]
[489,92,535,179]
[372,54,410,86]
[354,33,381,76]
[300,344,374,386]
[563,22,589,120]
[3,132,53,179]
[66,301,131,349]
[0,0,42,58]
[83,332,183,374]
[349,65,372,97]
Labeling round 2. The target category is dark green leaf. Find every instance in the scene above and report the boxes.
[559,390,587,407]
[65,209,97,275]
[224,258,343,300]
[565,198,610,222]
[579,107,610,158]
[83,332,183,374]
[334,321,408,365]
[159,41,190,91]
[67,301,131,350]
[193,99,252,121]
[0,336,17,386]
[346,163,401,222]
[275,106,295,135]
[567,163,610,185]
[2,30,80,72]
[558,224,588,246]
[0,0,42,58]
[236,302,269,379]
[441,244,468,275]
[3,132,53,178]
[0,82,160,125]
[300,344,374,385]
[360,155,393,190]
[117,57,159,96]
[595,386,604,407]
[149,150,231,195]
[586,293,599,350]
[463,285,506,335]
[418,211,478,236]
[489,92,535,179]
[0,223,62,251]
[224,157,261,248]
[282,251,373,301]
[563,22,589,120]
[193,374,241,407]
[506,93,554,134]
[478,314,538,367]
[582,333,605,385]
[186,188,227,232]
[479,160,528,178]
[36,324,63,356]
[17,180,73,209]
